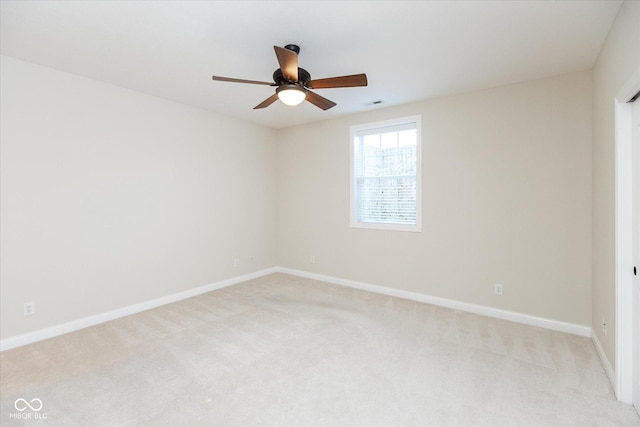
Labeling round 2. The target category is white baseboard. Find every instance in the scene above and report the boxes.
[274,267,592,338]
[591,330,616,392]
[1,266,594,352]
[0,267,278,352]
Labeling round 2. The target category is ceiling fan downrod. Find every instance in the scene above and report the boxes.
[284,44,300,54]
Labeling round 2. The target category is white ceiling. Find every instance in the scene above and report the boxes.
[0,1,622,129]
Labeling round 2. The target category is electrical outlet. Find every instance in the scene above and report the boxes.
[24,301,35,316]
[310,255,316,264]
[494,284,503,296]
[233,258,240,268]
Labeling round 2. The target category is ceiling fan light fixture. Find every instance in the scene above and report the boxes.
[276,84,307,106]
[212,44,367,111]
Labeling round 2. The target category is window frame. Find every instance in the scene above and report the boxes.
[349,114,422,232]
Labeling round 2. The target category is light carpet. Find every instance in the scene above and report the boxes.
[1,273,639,426]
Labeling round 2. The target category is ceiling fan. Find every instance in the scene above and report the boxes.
[212,44,368,110]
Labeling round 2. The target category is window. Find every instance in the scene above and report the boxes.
[350,115,422,232]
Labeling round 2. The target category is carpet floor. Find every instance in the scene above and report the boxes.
[1,273,639,426]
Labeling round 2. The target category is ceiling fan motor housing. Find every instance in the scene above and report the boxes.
[272,67,311,86]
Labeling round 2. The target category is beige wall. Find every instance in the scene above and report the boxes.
[0,56,278,339]
[592,0,640,368]
[277,71,593,326]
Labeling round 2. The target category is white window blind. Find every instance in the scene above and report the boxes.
[350,115,422,232]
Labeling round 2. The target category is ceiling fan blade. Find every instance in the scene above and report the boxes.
[307,73,368,89]
[305,90,336,110]
[274,46,298,82]
[253,93,279,110]
[212,76,274,86]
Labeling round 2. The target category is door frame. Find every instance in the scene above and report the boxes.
[614,66,640,404]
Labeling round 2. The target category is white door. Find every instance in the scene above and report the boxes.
[632,97,639,415]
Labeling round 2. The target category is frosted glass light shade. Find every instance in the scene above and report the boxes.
[277,85,306,106]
